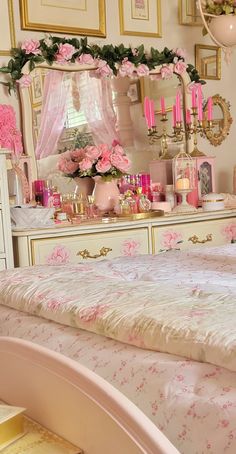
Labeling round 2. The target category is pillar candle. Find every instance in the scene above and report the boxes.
[175,178,190,190]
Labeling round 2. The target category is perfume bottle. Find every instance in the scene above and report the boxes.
[86,195,99,218]
[138,194,151,213]
[43,180,53,207]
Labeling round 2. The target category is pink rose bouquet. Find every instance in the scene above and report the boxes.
[57,142,131,180]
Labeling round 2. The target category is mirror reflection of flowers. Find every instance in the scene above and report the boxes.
[0,104,23,158]
[57,140,131,181]
[203,0,236,15]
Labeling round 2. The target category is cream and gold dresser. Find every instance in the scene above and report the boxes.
[0,151,14,269]
[12,209,236,267]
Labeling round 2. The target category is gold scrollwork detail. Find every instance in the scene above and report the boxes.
[188,233,213,244]
[77,247,112,259]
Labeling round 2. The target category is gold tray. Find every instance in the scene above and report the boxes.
[119,210,164,220]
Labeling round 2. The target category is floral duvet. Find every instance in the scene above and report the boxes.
[0,243,236,453]
[0,244,236,372]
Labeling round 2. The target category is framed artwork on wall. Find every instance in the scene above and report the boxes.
[195,44,221,80]
[127,80,141,105]
[19,0,106,37]
[119,0,162,37]
[0,0,16,55]
[179,0,202,26]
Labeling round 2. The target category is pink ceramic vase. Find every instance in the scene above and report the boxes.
[93,176,120,213]
[74,176,94,198]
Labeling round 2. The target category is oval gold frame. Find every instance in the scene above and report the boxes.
[204,94,233,147]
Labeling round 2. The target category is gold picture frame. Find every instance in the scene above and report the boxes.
[19,0,106,37]
[179,0,202,26]
[127,80,141,105]
[0,0,16,55]
[195,44,221,80]
[119,0,162,37]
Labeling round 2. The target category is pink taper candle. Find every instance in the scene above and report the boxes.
[197,85,203,121]
[191,86,197,108]
[150,99,155,127]
[207,97,213,121]
[144,96,151,129]
[186,108,191,125]
[160,96,166,115]
[175,91,181,122]
[172,105,176,127]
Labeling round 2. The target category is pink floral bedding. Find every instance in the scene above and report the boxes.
[0,244,235,372]
[0,244,236,453]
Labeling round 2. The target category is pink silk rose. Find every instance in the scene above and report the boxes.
[57,156,80,174]
[77,53,95,65]
[95,59,113,77]
[136,64,149,77]
[79,157,93,172]
[85,146,102,160]
[119,59,135,77]
[160,65,173,80]
[21,39,41,55]
[96,158,112,173]
[174,61,187,75]
[174,48,186,59]
[110,153,131,173]
[56,43,76,63]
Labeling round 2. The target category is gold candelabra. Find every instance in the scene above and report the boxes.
[147,107,213,159]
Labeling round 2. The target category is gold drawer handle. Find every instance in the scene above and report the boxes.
[77,246,112,259]
[188,234,213,244]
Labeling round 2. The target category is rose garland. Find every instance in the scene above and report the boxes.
[0,35,205,93]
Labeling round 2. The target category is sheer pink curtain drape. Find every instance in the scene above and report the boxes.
[35,71,69,159]
[76,72,119,146]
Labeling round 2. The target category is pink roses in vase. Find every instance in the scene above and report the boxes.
[57,141,131,212]
[57,142,131,180]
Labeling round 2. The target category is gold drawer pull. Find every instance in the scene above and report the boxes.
[188,234,213,244]
[77,247,112,259]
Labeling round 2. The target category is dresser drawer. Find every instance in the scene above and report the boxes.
[152,217,236,253]
[0,212,4,253]
[31,227,149,265]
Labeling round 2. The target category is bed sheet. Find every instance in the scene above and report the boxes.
[1,304,236,454]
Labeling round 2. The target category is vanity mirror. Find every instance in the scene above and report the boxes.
[203,93,233,146]
[0,36,203,190]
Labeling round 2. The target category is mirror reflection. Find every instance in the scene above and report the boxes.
[203,94,233,146]
[21,66,186,192]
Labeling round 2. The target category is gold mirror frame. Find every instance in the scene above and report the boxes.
[204,94,233,146]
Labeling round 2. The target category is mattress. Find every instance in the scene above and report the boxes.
[0,244,236,453]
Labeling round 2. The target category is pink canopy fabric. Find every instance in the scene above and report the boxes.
[35,70,69,159]
[75,71,119,147]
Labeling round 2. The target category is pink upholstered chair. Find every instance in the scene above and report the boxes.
[0,337,180,454]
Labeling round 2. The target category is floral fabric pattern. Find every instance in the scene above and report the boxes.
[0,244,236,452]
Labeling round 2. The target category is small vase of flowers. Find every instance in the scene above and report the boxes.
[203,0,236,46]
[57,141,131,212]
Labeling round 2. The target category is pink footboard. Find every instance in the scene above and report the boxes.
[0,337,179,454]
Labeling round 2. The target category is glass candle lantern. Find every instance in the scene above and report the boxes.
[172,151,197,213]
